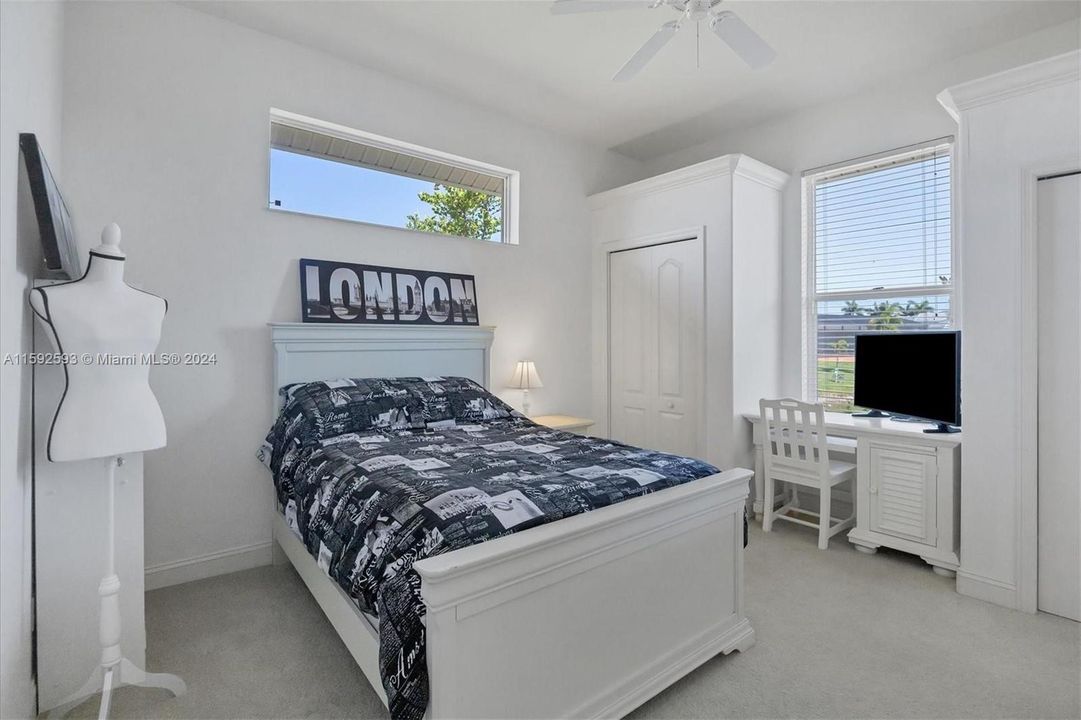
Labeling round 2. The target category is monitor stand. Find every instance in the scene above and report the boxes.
[851,409,889,418]
[924,422,961,434]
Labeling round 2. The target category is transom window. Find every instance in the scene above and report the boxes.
[803,139,955,411]
[268,109,519,244]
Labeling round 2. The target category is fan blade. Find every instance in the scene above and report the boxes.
[710,11,776,69]
[551,1,653,15]
[613,21,679,82]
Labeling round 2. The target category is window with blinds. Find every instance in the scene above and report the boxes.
[804,140,954,410]
[267,110,518,244]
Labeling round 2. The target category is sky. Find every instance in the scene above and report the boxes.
[269,148,434,228]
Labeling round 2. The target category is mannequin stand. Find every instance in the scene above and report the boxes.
[48,457,185,719]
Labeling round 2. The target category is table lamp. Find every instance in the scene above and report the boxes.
[508,361,543,417]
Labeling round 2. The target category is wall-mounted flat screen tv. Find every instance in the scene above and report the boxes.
[20,133,81,280]
[853,331,961,432]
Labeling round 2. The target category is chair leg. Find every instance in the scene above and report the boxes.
[762,473,775,532]
[818,485,832,550]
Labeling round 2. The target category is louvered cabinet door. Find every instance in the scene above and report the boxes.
[866,442,938,545]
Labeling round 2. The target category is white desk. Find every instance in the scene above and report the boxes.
[744,412,962,576]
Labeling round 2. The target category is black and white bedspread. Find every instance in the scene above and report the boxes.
[258,377,724,720]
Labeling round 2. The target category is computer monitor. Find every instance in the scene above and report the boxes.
[853,331,961,433]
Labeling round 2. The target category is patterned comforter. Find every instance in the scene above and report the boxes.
[259,377,722,720]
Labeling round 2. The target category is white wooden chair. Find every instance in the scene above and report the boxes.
[759,398,856,549]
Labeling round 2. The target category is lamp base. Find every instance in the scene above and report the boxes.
[522,388,531,418]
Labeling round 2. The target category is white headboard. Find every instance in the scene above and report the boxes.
[269,323,495,408]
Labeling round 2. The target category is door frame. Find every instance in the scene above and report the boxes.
[1019,159,1080,613]
[594,225,707,456]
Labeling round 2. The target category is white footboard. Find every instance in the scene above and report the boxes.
[415,467,754,719]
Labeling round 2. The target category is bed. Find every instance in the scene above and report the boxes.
[264,322,754,720]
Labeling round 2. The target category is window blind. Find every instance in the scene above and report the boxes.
[805,140,954,411]
[814,143,951,296]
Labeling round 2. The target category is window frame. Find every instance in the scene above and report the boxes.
[267,108,520,245]
[801,137,959,405]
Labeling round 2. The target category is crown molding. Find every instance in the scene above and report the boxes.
[731,155,790,190]
[938,50,1080,121]
[588,154,788,209]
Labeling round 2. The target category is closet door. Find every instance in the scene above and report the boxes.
[608,239,703,457]
[609,247,653,449]
[653,239,704,457]
[1037,172,1080,622]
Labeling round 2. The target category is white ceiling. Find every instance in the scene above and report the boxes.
[186,1,1080,161]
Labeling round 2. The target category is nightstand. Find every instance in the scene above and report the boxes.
[531,414,595,435]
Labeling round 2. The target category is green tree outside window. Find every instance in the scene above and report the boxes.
[406,184,502,241]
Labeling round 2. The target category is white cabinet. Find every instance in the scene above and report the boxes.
[531,415,595,436]
[590,155,788,468]
[850,437,960,576]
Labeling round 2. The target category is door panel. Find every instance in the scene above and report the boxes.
[656,259,683,396]
[652,242,703,457]
[608,239,703,458]
[609,249,653,449]
[867,443,937,545]
[1037,173,1080,621]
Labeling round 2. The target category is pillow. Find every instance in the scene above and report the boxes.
[280,378,426,436]
[409,376,517,426]
[259,377,515,473]
[260,378,425,469]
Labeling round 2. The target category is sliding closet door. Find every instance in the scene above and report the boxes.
[608,239,703,457]
[609,248,653,449]
[652,240,704,457]
[1037,172,1080,622]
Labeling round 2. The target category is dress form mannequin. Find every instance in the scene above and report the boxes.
[30,224,184,719]
[29,223,167,461]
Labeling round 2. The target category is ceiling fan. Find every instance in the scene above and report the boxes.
[552,0,776,81]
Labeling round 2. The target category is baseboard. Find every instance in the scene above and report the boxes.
[144,541,273,591]
[956,569,1020,610]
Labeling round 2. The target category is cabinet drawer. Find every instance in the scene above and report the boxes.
[866,443,938,545]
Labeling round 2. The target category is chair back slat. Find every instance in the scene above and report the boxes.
[759,398,829,479]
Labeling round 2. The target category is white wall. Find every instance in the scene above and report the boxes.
[0,2,66,716]
[641,20,1081,396]
[58,1,643,590]
[940,52,1080,610]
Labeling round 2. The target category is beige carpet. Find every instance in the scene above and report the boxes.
[61,522,1080,719]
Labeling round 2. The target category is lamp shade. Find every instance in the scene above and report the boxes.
[508,361,543,390]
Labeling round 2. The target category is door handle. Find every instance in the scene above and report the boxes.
[667,401,675,409]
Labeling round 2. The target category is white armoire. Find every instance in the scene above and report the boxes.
[589,155,788,470]
[938,50,1080,612]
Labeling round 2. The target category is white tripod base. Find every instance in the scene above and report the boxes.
[47,659,186,719]
[47,457,186,719]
